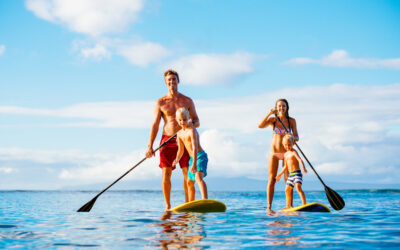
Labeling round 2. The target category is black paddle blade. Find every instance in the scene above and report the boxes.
[324,186,345,210]
[77,196,98,212]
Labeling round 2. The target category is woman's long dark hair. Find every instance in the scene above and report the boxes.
[275,98,291,131]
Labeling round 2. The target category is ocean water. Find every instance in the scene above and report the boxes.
[1,189,400,249]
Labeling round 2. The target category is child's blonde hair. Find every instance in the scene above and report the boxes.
[176,107,190,118]
[283,134,295,144]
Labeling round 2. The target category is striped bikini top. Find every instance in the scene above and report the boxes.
[273,118,292,134]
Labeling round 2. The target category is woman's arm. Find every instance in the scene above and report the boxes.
[258,109,276,128]
[290,118,299,141]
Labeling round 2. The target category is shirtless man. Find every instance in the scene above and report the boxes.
[145,69,200,210]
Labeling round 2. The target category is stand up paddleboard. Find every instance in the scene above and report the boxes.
[282,202,330,212]
[171,199,226,213]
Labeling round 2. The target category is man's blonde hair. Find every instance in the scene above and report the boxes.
[164,69,180,82]
[176,107,190,118]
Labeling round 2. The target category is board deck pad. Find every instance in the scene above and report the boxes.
[281,202,331,212]
[171,199,226,213]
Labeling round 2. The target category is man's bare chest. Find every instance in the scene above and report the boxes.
[161,100,189,116]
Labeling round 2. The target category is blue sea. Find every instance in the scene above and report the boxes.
[1,189,400,249]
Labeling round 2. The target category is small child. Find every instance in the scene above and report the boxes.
[276,134,308,209]
[173,107,208,201]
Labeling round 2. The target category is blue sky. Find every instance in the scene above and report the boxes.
[1,0,400,190]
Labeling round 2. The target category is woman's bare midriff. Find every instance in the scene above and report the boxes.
[270,134,286,153]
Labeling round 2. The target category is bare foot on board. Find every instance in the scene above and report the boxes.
[266,208,276,216]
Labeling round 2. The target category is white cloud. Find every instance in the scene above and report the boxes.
[0,167,14,174]
[25,0,145,36]
[0,146,159,183]
[58,149,160,183]
[0,101,154,128]
[284,50,400,70]
[0,45,5,55]
[0,147,111,164]
[118,42,171,67]
[200,129,266,179]
[165,52,260,85]
[80,44,111,60]
[2,83,400,187]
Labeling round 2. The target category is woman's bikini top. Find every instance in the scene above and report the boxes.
[273,117,292,134]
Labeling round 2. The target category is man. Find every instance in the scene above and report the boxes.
[145,69,200,210]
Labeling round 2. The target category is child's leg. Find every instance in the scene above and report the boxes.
[283,169,293,207]
[187,179,196,202]
[285,185,293,208]
[181,167,189,202]
[295,183,306,205]
[195,172,208,199]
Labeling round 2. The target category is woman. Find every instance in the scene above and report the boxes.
[258,99,299,212]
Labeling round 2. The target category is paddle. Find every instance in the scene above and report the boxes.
[275,115,345,210]
[77,134,177,212]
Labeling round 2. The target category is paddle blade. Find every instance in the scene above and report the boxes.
[77,197,98,212]
[324,186,345,210]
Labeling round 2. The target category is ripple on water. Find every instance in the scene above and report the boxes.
[1,190,400,248]
[0,225,17,229]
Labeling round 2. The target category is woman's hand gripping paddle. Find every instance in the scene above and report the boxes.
[77,134,177,212]
[275,115,345,210]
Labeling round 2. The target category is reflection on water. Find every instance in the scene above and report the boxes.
[148,211,205,249]
[266,212,302,246]
[2,190,399,248]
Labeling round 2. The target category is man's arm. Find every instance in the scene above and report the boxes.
[188,98,200,128]
[145,101,162,158]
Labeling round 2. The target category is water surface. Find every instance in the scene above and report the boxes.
[1,190,400,248]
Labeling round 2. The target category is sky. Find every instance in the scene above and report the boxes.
[1,0,400,190]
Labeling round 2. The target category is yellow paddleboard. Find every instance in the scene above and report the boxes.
[282,202,330,212]
[171,199,227,213]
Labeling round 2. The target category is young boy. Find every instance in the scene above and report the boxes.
[173,107,208,201]
[276,134,308,209]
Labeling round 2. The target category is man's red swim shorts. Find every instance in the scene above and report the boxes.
[159,134,189,170]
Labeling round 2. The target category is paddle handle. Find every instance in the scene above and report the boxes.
[93,134,177,198]
[274,115,327,187]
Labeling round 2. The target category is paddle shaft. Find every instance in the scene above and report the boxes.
[274,115,327,187]
[86,134,177,201]
[274,115,345,210]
